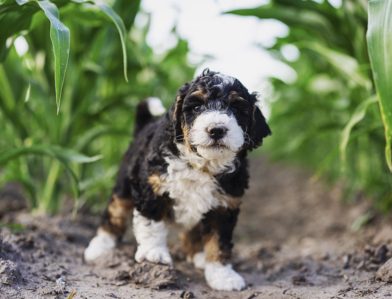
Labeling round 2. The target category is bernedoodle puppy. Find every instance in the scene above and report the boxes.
[84,69,271,291]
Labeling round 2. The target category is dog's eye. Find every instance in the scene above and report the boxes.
[193,105,203,113]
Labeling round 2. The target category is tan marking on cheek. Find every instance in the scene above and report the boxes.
[182,125,193,151]
[148,174,164,195]
[173,96,182,118]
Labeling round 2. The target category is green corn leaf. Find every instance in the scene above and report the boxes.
[37,0,70,114]
[24,83,31,102]
[0,1,37,60]
[93,1,128,82]
[0,145,101,165]
[75,125,129,151]
[0,145,101,199]
[15,0,29,4]
[367,0,392,171]
[226,4,335,40]
[340,96,378,163]
[78,166,117,191]
[301,42,371,89]
[70,0,128,81]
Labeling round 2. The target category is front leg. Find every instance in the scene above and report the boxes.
[202,207,245,291]
[133,210,172,265]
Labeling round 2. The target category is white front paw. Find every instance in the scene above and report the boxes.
[205,263,246,291]
[84,231,116,262]
[135,246,172,265]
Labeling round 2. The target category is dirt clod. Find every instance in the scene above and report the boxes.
[115,270,131,282]
[0,259,21,285]
[291,273,310,286]
[376,258,392,282]
[128,262,178,289]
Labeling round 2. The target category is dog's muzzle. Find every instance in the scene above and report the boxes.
[207,126,228,141]
[189,111,244,154]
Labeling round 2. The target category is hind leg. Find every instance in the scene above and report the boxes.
[181,224,206,269]
[84,194,133,262]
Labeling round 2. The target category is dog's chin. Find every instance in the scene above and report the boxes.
[196,144,237,161]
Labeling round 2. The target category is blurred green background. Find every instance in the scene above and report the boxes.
[0,0,391,214]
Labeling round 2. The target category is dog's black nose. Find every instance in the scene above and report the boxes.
[208,126,227,140]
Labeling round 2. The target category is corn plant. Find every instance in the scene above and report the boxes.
[228,0,392,208]
[0,0,195,213]
[367,0,392,172]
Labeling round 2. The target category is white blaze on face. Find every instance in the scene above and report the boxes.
[189,111,244,160]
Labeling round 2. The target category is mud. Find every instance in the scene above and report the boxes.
[1,156,392,298]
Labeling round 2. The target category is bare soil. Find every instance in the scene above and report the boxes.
[2,157,392,299]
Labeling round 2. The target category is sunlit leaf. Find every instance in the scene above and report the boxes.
[0,145,101,165]
[302,42,371,89]
[93,0,128,82]
[340,96,377,163]
[226,4,335,40]
[72,0,129,81]
[37,0,70,113]
[0,1,37,60]
[24,83,31,102]
[75,125,129,151]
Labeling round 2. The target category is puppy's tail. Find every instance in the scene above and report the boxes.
[134,97,166,136]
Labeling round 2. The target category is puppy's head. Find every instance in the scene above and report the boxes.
[171,69,271,160]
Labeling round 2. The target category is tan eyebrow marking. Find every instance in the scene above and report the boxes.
[189,90,207,100]
[229,91,246,102]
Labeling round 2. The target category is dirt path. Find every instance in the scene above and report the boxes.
[1,157,392,299]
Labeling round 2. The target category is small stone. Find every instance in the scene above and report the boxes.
[55,276,67,293]
[377,258,392,282]
[246,292,260,299]
[343,254,351,269]
[180,290,194,299]
[375,244,389,264]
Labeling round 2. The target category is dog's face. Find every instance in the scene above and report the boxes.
[172,69,271,160]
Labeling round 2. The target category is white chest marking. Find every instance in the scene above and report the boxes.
[160,157,223,228]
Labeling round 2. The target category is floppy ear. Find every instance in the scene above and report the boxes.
[171,83,190,142]
[248,103,271,151]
